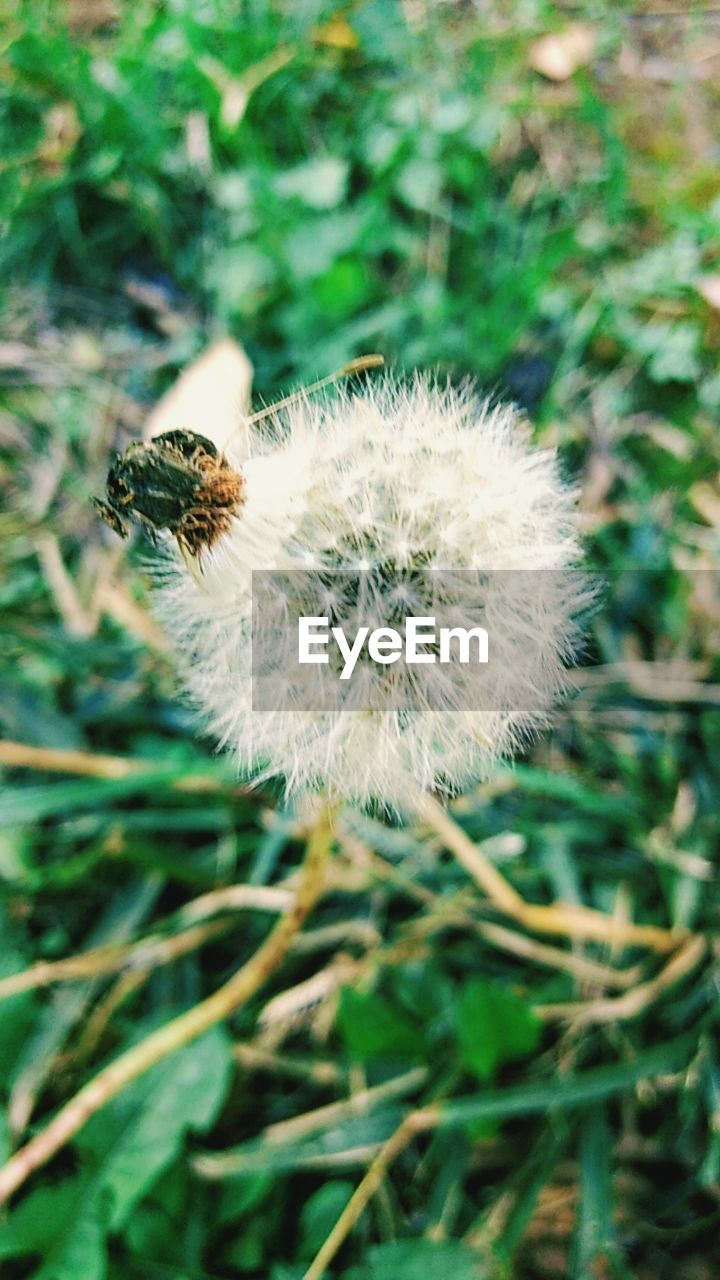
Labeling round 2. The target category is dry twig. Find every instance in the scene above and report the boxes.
[420,794,687,953]
[0,803,334,1207]
[0,736,234,793]
[301,1109,437,1280]
[536,935,708,1027]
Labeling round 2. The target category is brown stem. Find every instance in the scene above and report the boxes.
[0,803,333,1207]
[0,736,235,794]
[302,1108,437,1280]
[419,793,686,953]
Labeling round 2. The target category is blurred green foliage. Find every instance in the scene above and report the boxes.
[0,1,719,1278]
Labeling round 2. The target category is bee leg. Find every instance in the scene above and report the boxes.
[175,510,210,558]
[92,499,128,539]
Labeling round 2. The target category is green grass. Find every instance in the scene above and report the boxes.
[1,2,719,1277]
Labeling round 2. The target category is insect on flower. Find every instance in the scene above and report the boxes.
[92,354,385,557]
[92,429,245,556]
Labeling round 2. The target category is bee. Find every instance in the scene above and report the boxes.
[92,428,245,557]
[93,354,383,557]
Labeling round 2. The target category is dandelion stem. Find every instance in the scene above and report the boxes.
[0,802,334,1208]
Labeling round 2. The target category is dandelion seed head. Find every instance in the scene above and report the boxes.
[155,373,586,813]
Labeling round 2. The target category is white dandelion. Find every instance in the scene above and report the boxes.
[153,372,586,813]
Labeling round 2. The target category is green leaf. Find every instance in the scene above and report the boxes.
[196,1108,403,1179]
[0,1111,9,1166]
[493,766,633,817]
[275,157,349,209]
[208,245,276,315]
[573,1107,616,1278]
[437,1036,695,1130]
[33,1202,107,1280]
[0,1177,107,1280]
[0,907,37,1079]
[613,314,701,383]
[0,770,215,828]
[312,258,370,320]
[343,1239,484,1279]
[395,158,442,211]
[337,987,425,1062]
[0,1029,233,1276]
[456,979,541,1082]
[284,211,363,281]
[7,879,161,1135]
[496,1124,568,1256]
[78,1026,233,1229]
[299,1181,354,1257]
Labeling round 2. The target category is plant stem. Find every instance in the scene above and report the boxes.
[0,802,334,1208]
[302,1109,436,1280]
[420,793,687,952]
